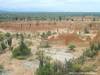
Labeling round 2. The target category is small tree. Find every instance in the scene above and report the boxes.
[68,44,76,51]
[12,39,31,59]
[7,37,12,47]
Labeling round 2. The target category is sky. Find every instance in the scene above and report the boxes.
[0,0,100,12]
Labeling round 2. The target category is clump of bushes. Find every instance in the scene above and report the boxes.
[1,41,7,50]
[0,32,12,53]
[12,36,31,59]
[36,50,55,75]
[83,42,100,58]
[41,31,52,39]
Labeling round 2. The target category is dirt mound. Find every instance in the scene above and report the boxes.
[48,33,84,45]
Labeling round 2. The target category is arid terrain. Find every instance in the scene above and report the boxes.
[0,15,100,75]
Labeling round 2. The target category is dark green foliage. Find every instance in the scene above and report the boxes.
[83,42,100,58]
[47,31,52,36]
[36,61,54,75]
[5,33,11,37]
[7,37,12,47]
[12,39,31,59]
[36,56,64,75]
[0,32,4,41]
[41,31,52,39]
[1,41,7,50]
[36,58,82,75]
[83,48,96,58]
[68,44,76,51]
[41,32,47,39]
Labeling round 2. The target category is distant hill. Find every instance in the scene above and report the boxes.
[0,10,8,13]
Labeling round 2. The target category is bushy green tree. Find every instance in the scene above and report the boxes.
[12,39,31,59]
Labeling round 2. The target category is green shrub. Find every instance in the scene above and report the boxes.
[7,37,12,47]
[41,32,47,39]
[47,31,52,36]
[71,63,81,72]
[1,41,7,50]
[83,42,100,58]
[0,32,4,41]
[12,40,31,59]
[36,62,54,75]
[5,32,11,37]
[84,48,96,58]
[68,44,76,51]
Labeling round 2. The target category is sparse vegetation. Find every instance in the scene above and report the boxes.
[36,42,100,75]
[0,13,100,75]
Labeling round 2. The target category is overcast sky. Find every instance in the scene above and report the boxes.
[0,0,100,12]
